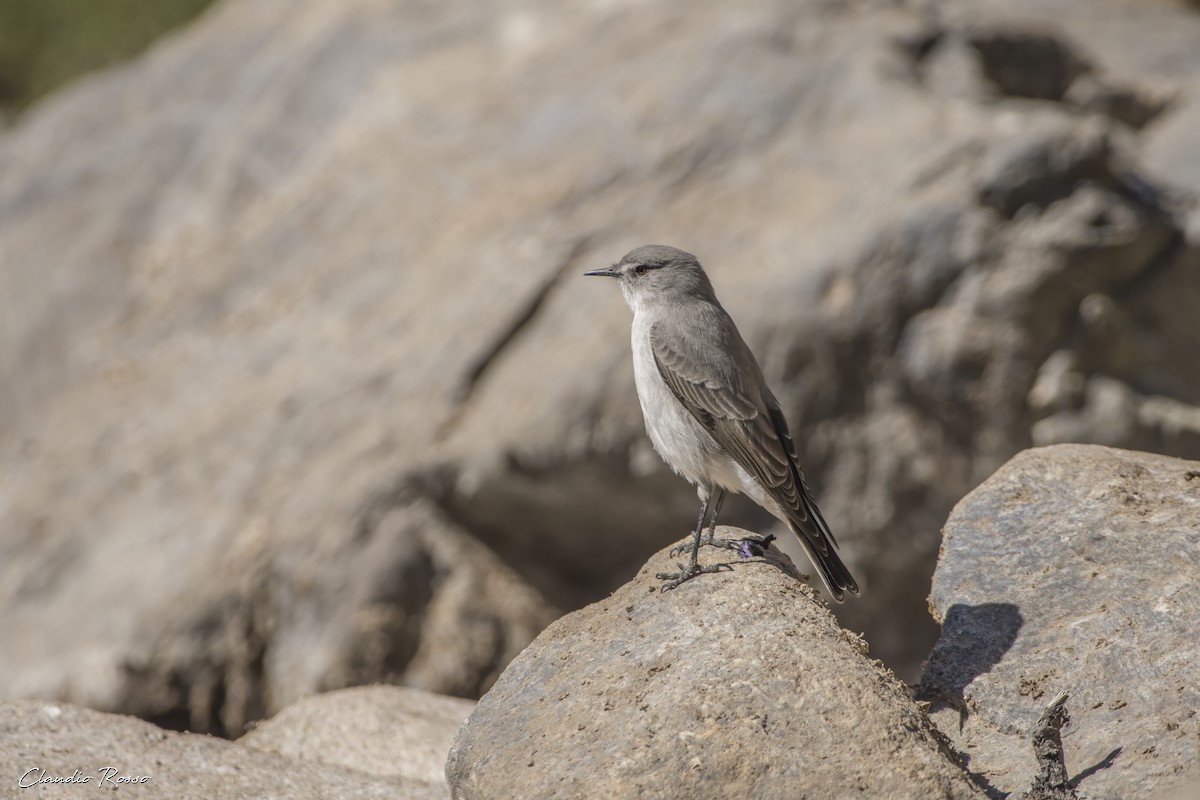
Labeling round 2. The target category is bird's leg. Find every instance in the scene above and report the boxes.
[694,489,776,559]
[668,492,713,559]
[698,489,726,545]
[658,489,729,591]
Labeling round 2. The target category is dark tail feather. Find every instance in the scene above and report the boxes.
[775,440,859,600]
[814,539,859,602]
[791,495,860,602]
[791,528,859,602]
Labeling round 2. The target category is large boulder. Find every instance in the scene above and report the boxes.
[104,498,556,737]
[446,530,986,799]
[3,0,1200,734]
[918,445,1200,800]
[0,699,446,799]
[241,685,474,790]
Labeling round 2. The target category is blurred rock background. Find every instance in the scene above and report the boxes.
[1,0,1198,739]
[0,0,215,118]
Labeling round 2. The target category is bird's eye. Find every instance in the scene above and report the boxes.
[633,264,648,276]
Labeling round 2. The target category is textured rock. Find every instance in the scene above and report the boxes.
[446,529,985,800]
[0,700,442,799]
[3,0,1200,736]
[105,499,555,737]
[918,445,1200,800]
[241,685,473,791]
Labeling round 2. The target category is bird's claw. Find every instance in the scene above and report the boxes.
[698,532,776,558]
[669,532,776,562]
[735,533,776,559]
[656,561,729,592]
[668,541,692,559]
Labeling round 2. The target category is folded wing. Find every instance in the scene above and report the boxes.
[650,319,859,599]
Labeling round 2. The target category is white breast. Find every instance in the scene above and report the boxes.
[629,310,747,495]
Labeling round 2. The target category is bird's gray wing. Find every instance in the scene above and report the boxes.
[649,319,830,556]
[764,398,839,549]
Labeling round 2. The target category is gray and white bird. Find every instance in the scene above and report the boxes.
[585,244,859,601]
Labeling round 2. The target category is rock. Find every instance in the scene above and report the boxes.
[0,700,443,799]
[965,26,1092,101]
[4,0,1200,733]
[1027,350,1086,415]
[1063,75,1171,131]
[446,529,986,800]
[106,500,557,737]
[1031,376,1139,448]
[241,685,474,791]
[975,115,1113,219]
[917,445,1200,800]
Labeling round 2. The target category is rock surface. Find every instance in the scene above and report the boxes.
[446,528,985,800]
[111,498,556,738]
[3,0,1200,734]
[240,685,474,790]
[918,445,1200,800]
[0,698,446,800]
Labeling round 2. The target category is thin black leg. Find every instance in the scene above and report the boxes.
[705,489,726,539]
[657,489,729,591]
[685,490,713,570]
[670,489,714,559]
[698,489,774,558]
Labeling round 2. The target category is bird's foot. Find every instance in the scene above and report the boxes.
[668,532,775,560]
[656,561,730,592]
[668,539,693,559]
[703,532,777,559]
[667,532,777,563]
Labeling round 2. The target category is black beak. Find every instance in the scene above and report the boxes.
[583,267,619,278]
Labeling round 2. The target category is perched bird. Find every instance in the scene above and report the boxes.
[584,245,859,600]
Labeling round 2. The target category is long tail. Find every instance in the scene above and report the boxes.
[789,492,859,603]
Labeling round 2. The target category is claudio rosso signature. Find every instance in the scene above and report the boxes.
[18,767,150,789]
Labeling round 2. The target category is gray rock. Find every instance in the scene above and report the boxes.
[3,0,1200,734]
[106,499,556,737]
[0,700,442,799]
[446,529,986,800]
[1063,75,1171,131]
[1031,376,1139,448]
[241,685,473,792]
[917,445,1200,800]
[975,115,1113,219]
[1027,350,1086,415]
[965,26,1092,101]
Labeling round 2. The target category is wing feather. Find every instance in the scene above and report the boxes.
[649,322,830,555]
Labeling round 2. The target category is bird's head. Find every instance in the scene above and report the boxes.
[584,244,716,311]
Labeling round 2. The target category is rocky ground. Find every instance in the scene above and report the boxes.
[3,445,1195,798]
[443,445,1198,800]
[1,0,1199,782]
[0,686,470,799]
[918,445,1200,799]
[446,534,984,800]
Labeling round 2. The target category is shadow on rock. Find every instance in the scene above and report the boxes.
[916,602,1023,721]
[1070,746,1122,787]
